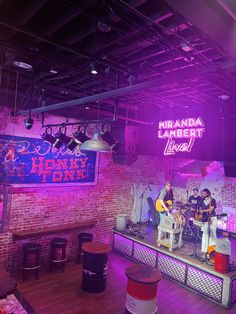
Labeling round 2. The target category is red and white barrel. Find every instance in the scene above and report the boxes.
[214,252,229,273]
[214,238,230,274]
[125,264,161,314]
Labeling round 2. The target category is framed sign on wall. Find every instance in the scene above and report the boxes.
[0,135,97,186]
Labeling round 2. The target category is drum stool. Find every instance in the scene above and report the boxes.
[157,225,183,252]
[22,243,41,281]
[77,232,94,263]
[50,238,67,273]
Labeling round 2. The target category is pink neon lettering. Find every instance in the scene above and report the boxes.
[163,138,195,156]
[158,116,204,156]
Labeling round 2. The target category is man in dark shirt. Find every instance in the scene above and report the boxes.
[188,188,202,208]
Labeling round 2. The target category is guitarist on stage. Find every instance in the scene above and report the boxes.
[155,182,174,224]
[199,188,217,258]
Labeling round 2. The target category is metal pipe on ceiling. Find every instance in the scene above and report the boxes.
[90,108,153,125]
[18,59,236,115]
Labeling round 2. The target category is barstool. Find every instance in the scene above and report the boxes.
[77,232,93,263]
[50,238,67,273]
[22,243,41,281]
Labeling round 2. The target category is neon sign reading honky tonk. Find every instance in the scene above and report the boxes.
[158,117,205,156]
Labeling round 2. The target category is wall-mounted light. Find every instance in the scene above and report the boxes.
[218,94,230,100]
[49,67,58,74]
[90,62,98,75]
[13,60,32,70]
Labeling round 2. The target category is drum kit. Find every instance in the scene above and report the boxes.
[171,201,199,240]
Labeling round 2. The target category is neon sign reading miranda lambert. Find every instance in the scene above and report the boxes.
[158,117,205,156]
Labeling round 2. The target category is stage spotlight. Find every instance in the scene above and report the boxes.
[55,127,71,147]
[53,127,66,149]
[100,130,119,152]
[41,127,57,145]
[73,129,90,144]
[54,127,81,151]
[66,138,80,151]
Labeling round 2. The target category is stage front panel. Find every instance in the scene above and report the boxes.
[113,233,133,257]
[113,231,234,308]
[187,266,223,302]
[133,242,156,267]
[158,253,186,284]
[231,278,236,303]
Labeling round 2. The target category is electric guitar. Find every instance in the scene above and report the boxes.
[155,199,173,213]
[194,211,227,222]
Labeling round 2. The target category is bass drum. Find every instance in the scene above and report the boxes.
[173,213,186,228]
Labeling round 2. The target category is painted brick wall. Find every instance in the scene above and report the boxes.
[0,107,236,273]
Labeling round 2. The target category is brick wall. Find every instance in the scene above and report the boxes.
[0,107,236,272]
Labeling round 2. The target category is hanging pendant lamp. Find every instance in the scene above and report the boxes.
[80,131,111,152]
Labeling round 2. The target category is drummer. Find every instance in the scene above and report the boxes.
[188,188,203,209]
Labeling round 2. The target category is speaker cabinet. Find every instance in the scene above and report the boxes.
[224,162,236,177]
[112,125,138,165]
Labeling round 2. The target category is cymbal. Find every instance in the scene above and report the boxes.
[184,203,197,209]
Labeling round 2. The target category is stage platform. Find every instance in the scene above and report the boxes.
[112,224,236,308]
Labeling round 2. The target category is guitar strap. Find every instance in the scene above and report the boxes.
[208,197,212,220]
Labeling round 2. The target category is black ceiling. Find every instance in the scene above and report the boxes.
[0,0,236,124]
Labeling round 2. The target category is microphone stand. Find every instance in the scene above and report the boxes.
[136,183,151,239]
[190,224,200,259]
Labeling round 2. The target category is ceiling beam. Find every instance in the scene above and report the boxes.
[0,18,126,73]
[165,0,236,58]
[18,59,236,115]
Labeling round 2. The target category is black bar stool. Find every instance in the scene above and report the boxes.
[50,238,67,273]
[22,243,41,281]
[77,232,94,263]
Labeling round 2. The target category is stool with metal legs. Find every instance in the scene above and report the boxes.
[22,243,41,281]
[50,238,67,273]
[77,232,93,263]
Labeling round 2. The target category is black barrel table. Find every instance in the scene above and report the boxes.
[81,241,111,293]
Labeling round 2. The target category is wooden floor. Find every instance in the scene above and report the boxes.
[17,252,236,314]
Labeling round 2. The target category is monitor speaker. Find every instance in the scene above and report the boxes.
[224,162,236,177]
[112,125,138,165]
